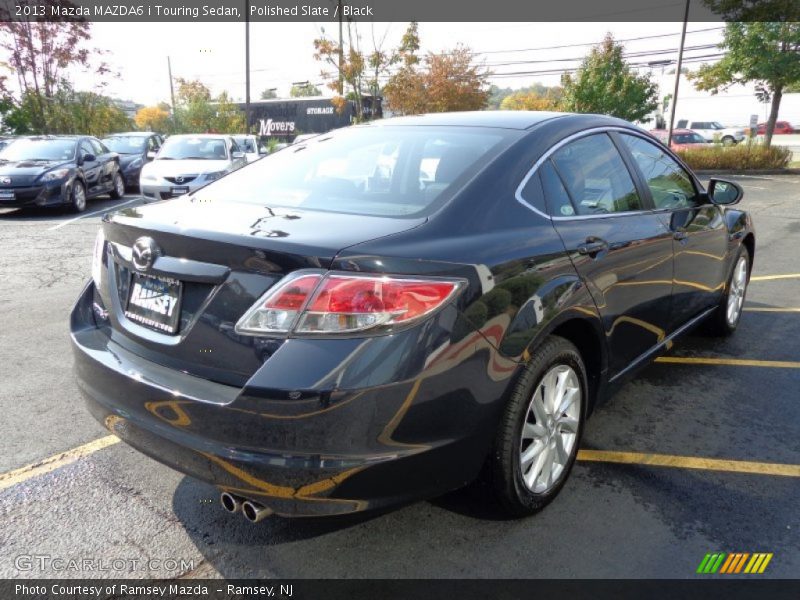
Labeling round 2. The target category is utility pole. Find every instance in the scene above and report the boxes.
[667,0,690,148]
[245,0,251,132]
[167,56,177,130]
[338,0,344,95]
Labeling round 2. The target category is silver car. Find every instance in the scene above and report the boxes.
[140,134,247,199]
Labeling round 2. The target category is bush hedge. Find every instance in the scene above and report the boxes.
[675,143,792,171]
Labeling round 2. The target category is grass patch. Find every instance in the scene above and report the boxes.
[676,143,792,171]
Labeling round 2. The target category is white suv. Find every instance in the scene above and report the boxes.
[677,120,745,145]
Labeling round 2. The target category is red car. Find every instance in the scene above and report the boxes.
[756,121,794,135]
[649,128,708,150]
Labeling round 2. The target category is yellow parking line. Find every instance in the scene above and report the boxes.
[0,435,119,491]
[751,273,800,281]
[655,356,800,368]
[743,307,800,313]
[577,450,800,477]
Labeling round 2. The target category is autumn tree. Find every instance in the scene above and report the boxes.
[135,106,170,132]
[171,78,244,133]
[0,10,114,133]
[314,21,366,119]
[690,5,800,147]
[290,84,322,97]
[560,33,657,122]
[383,44,490,115]
[500,85,563,111]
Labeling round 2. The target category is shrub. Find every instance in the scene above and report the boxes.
[676,143,791,171]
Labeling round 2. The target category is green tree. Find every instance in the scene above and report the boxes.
[170,78,244,133]
[0,17,114,133]
[690,17,800,147]
[560,33,658,122]
[290,84,322,97]
[259,88,277,99]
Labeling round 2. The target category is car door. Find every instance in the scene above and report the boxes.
[78,140,102,195]
[543,132,675,377]
[618,133,729,330]
[90,138,115,190]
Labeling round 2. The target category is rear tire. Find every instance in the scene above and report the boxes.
[705,246,750,336]
[109,171,125,200]
[70,180,87,213]
[490,335,587,517]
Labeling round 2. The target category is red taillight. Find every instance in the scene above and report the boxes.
[235,271,462,336]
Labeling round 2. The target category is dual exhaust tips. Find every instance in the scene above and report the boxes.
[220,492,272,523]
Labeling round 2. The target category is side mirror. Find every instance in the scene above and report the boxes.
[80,153,96,164]
[146,151,157,160]
[232,151,245,159]
[707,178,743,206]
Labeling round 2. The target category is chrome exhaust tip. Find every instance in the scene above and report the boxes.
[242,500,273,523]
[220,492,243,514]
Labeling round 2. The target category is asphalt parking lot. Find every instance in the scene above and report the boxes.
[0,177,798,580]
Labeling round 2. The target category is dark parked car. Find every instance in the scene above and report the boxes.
[0,135,125,212]
[71,112,754,520]
[0,136,16,152]
[102,132,163,190]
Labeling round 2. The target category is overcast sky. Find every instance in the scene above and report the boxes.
[61,21,726,106]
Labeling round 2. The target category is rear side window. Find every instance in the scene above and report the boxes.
[620,134,699,209]
[539,160,575,217]
[191,126,510,217]
[551,133,643,215]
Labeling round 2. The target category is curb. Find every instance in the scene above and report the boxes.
[694,169,800,176]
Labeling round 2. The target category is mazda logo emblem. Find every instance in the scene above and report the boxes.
[132,237,159,271]
[1,177,10,184]
[175,176,184,183]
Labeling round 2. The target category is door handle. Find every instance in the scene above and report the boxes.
[673,230,688,241]
[577,237,608,256]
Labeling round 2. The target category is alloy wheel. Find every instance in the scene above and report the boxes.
[115,173,125,196]
[73,183,86,211]
[726,256,748,325]
[519,364,581,494]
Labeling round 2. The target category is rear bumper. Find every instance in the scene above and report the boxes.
[70,282,507,516]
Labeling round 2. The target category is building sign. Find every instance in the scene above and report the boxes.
[258,119,296,136]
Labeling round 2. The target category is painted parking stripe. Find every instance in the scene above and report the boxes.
[750,273,800,281]
[577,450,800,477]
[743,307,800,313]
[655,356,800,368]
[0,435,119,491]
[46,197,140,231]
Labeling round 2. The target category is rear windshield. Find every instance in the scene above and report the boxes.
[191,125,512,217]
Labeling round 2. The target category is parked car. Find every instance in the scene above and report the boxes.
[0,136,17,152]
[139,134,247,199]
[676,120,745,145]
[0,135,124,212]
[232,135,265,163]
[649,128,709,150]
[102,132,163,191]
[72,112,754,521]
[755,121,794,135]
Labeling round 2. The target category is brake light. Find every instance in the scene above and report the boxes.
[235,274,322,334]
[235,272,462,336]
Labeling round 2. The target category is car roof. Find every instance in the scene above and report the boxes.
[369,110,642,132]
[650,128,696,134]
[105,131,157,137]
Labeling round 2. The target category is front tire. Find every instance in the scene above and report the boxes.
[722,136,736,146]
[705,246,750,336]
[70,180,87,213]
[109,171,125,200]
[490,335,587,516]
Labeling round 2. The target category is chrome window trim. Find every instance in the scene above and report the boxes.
[515,126,667,221]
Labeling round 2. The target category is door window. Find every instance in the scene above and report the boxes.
[620,134,699,209]
[539,160,575,217]
[550,133,643,215]
[89,139,106,155]
[79,142,95,161]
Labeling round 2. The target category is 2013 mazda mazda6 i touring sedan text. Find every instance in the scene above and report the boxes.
[71,112,754,521]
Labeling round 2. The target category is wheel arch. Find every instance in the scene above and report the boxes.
[548,317,605,416]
